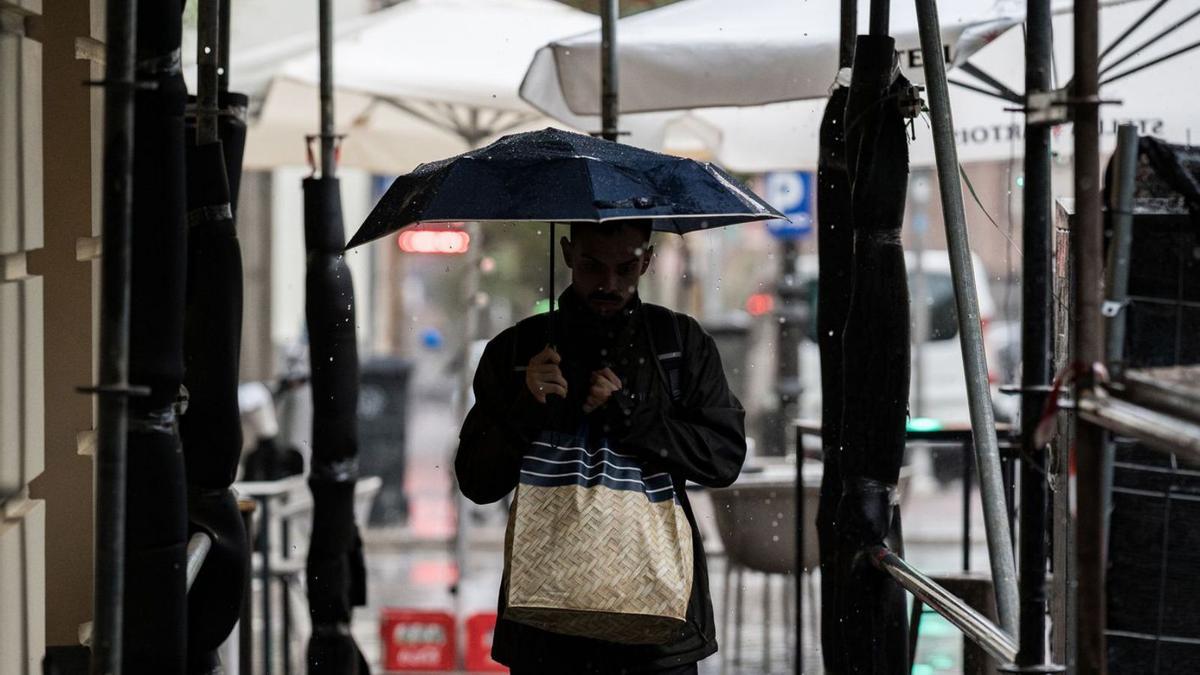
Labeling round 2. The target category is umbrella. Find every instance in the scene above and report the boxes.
[347,126,784,322]
[241,0,664,173]
[523,0,1198,171]
[520,0,1021,171]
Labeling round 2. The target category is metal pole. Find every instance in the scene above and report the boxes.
[549,222,557,345]
[869,546,1019,664]
[218,0,231,93]
[94,0,138,669]
[869,0,890,37]
[1073,0,1106,668]
[963,441,972,572]
[197,0,220,145]
[260,496,274,675]
[600,0,619,141]
[795,427,804,675]
[185,533,214,592]
[1104,125,1139,376]
[774,239,802,456]
[1012,0,1059,667]
[913,0,1019,638]
[840,0,858,68]
[319,0,335,178]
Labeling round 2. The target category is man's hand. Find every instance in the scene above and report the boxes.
[526,346,567,403]
[582,367,622,414]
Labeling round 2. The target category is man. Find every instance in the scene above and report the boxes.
[455,221,747,673]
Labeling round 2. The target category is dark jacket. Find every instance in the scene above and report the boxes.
[455,290,747,673]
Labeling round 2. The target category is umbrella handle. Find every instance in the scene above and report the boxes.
[548,221,556,349]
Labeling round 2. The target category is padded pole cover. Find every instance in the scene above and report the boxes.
[181,126,249,670]
[123,1,189,671]
[816,84,854,674]
[302,176,369,674]
[834,34,912,673]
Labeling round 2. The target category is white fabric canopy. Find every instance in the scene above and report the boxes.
[244,0,601,172]
[522,0,1200,171]
[521,0,1022,118]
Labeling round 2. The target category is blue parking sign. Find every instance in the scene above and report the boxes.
[763,171,813,240]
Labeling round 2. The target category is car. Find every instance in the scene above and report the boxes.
[792,251,1014,485]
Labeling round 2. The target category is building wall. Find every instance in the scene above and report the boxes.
[0,0,47,672]
[0,0,105,668]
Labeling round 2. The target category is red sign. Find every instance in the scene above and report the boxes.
[380,609,456,671]
[464,612,507,672]
[397,227,470,254]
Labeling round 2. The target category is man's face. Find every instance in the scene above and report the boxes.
[560,224,653,317]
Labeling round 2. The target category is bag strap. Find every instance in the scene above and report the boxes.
[642,304,685,403]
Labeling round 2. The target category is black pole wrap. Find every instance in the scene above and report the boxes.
[123,1,190,671]
[220,91,249,208]
[816,84,854,674]
[835,34,911,673]
[303,176,369,674]
[180,126,249,669]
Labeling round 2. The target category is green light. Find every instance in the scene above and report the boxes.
[907,417,944,433]
[533,298,551,315]
[931,654,956,670]
[1016,175,1025,188]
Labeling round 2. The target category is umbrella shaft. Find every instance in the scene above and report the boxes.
[549,222,556,346]
[601,0,619,141]
[318,0,336,176]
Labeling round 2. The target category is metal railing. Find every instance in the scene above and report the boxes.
[186,532,213,592]
[868,546,1018,664]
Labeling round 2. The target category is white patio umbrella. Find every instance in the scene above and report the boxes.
[243,0,623,173]
[522,0,1199,171]
[520,0,1022,130]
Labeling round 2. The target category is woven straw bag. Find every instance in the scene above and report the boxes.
[503,430,693,644]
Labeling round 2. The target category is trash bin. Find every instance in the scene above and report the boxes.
[358,356,413,526]
[703,313,752,405]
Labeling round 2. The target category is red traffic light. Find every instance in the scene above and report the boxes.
[397,229,471,254]
[746,292,774,316]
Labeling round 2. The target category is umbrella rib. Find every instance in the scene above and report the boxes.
[1098,6,1200,78]
[377,95,465,136]
[947,78,1022,103]
[957,63,1022,102]
[1100,38,1200,86]
[490,110,542,136]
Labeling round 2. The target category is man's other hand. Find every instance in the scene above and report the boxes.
[526,346,568,403]
[582,367,622,414]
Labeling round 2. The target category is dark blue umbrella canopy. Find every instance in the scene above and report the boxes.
[346,127,784,248]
